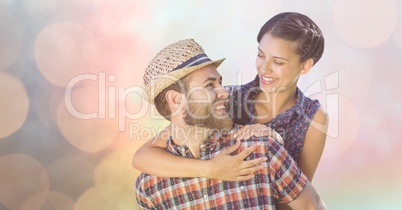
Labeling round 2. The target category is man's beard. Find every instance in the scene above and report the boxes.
[183,97,233,134]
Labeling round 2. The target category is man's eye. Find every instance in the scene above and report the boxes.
[206,83,213,88]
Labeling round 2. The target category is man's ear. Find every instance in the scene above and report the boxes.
[300,59,314,75]
[165,90,183,109]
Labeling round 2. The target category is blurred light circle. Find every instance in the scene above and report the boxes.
[322,97,361,158]
[21,191,74,210]
[0,154,49,210]
[325,46,373,103]
[0,72,29,139]
[334,0,397,48]
[393,152,402,195]
[0,0,16,6]
[56,78,119,153]
[94,143,142,194]
[45,155,97,201]
[33,84,63,129]
[22,0,69,19]
[35,21,99,86]
[74,185,137,210]
[0,10,23,71]
[107,131,135,151]
[96,16,150,87]
[393,6,402,50]
[22,0,105,15]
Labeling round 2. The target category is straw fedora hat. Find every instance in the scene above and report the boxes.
[143,39,225,104]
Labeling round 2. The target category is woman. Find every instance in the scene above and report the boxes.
[133,12,328,208]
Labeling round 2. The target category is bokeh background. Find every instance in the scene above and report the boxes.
[0,0,401,209]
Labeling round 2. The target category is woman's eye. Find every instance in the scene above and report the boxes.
[274,60,283,65]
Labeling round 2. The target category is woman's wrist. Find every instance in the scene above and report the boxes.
[197,159,213,178]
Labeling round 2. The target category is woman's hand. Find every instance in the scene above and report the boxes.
[234,124,284,145]
[206,141,267,181]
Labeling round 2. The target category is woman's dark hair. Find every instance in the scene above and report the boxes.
[257,12,324,65]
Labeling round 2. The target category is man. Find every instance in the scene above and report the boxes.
[136,39,326,209]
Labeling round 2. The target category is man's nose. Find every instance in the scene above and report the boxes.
[215,86,229,99]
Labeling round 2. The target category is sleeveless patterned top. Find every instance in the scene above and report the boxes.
[225,76,321,162]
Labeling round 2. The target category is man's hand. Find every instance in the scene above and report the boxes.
[205,141,267,181]
[234,124,284,145]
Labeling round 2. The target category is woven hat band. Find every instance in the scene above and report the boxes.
[173,53,211,71]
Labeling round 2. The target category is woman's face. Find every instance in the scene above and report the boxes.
[255,33,306,93]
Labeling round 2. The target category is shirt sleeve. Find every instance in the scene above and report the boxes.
[135,174,154,209]
[267,137,308,203]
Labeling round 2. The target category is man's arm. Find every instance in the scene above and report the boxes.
[135,174,155,210]
[265,137,326,210]
[277,107,328,210]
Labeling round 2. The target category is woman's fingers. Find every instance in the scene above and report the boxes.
[233,160,266,181]
[236,142,260,159]
[240,164,264,175]
[234,124,284,145]
[270,130,284,145]
[234,174,255,181]
[208,142,266,181]
[221,140,241,155]
[235,125,252,140]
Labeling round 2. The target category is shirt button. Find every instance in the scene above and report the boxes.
[180,147,186,153]
[203,194,208,200]
[240,186,245,191]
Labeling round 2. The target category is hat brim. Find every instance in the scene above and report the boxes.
[144,58,225,104]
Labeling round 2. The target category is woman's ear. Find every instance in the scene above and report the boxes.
[300,59,314,75]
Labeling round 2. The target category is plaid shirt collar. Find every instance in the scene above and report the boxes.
[166,132,234,159]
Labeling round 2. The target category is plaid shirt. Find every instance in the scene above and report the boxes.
[135,132,307,209]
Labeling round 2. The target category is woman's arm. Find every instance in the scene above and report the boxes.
[298,106,329,182]
[132,125,267,181]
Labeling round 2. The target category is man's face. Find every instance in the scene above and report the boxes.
[182,65,233,132]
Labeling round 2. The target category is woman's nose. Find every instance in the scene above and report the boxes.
[260,61,273,74]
